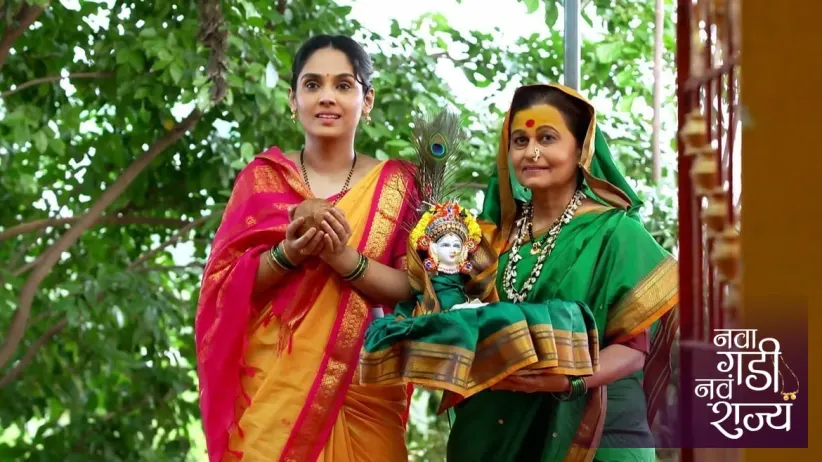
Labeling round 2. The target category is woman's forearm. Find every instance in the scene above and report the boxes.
[491,343,646,394]
[583,343,646,389]
[252,249,291,297]
[323,246,412,306]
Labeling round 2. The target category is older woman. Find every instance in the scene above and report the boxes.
[445,83,679,461]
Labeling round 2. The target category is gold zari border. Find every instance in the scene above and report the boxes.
[605,256,679,343]
[359,321,599,397]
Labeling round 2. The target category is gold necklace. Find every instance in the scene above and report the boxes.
[778,356,800,401]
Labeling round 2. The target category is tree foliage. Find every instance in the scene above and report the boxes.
[0,0,677,460]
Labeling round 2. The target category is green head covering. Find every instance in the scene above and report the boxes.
[479,83,644,242]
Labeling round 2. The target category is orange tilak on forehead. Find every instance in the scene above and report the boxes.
[511,105,571,135]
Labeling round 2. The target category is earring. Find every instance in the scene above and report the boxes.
[364,112,372,124]
[290,110,296,121]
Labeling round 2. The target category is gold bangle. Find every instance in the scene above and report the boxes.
[279,242,298,268]
[271,243,298,271]
[263,249,280,272]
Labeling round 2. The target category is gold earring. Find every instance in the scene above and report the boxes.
[290,110,296,121]
[364,111,372,124]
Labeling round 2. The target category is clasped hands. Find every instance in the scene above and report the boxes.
[282,206,352,267]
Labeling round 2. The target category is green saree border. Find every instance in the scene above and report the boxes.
[359,322,598,397]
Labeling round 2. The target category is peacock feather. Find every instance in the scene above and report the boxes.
[399,109,467,232]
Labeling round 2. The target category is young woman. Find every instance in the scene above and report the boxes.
[445,83,679,461]
[196,35,416,462]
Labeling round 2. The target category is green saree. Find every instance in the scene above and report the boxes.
[445,84,679,462]
[360,272,599,397]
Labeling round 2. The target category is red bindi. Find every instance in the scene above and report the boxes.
[525,119,535,128]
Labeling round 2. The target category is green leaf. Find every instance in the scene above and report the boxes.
[49,138,66,155]
[615,68,634,87]
[158,50,173,63]
[240,142,255,160]
[230,158,246,170]
[170,63,184,84]
[116,48,131,64]
[544,0,559,27]
[134,87,150,99]
[523,0,540,14]
[33,131,49,153]
[617,93,637,112]
[150,59,172,72]
[12,123,30,144]
[127,52,146,71]
[247,16,265,28]
[595,42,621,63]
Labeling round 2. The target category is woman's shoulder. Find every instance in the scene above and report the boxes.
[600,210,666,253]
[252,145,292,168]
[228,146,287,178]
[378,157,415,170]
[373,157,417,185]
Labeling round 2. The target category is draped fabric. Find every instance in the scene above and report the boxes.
[447,84,680,462]
[196,147,415,461]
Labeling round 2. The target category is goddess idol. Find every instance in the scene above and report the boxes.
[358,110,599,402]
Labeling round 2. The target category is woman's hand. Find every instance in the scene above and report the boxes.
[318,208,352,263]
[283,210,326,265]
[490,374,571,393]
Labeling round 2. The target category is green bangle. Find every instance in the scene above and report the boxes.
[270,242,298,271]
[342,253,368,281]
[552,376,587,401]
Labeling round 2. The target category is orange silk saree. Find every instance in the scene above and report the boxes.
[196,147,415,461]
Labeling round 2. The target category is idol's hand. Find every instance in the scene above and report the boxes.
[490,374,570,393]
[319,208,352,259]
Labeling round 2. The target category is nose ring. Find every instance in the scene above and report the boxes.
[533,146,541,161]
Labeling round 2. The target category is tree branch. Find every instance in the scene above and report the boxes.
[0,109,201,371]
[135,262,205,273]
[12,254,42,277]
[2,71,115,98]
[198,0,227,104]
[430,51,469,65]
[0,0,227,371]
[276,0,287,14]
[0,318,68,389]
[0,2,46,71]
[127,212,217,269]
[0,215,192,242]
[31,308,58,325]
